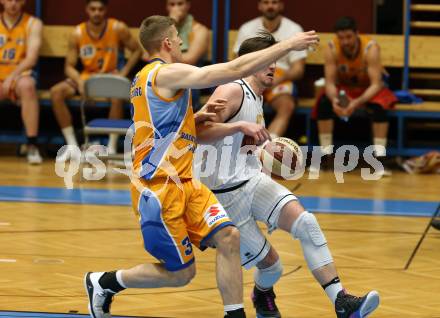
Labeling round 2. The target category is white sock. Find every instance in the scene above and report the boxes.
[319,133,333,155]
[373,137,387,157]
[324,281,343,304]
[107,133,118,154]
[62,126,78,146]
[115,270,127,288]
[224,304,244,313]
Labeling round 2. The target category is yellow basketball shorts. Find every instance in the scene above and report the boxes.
[131,178,233,271]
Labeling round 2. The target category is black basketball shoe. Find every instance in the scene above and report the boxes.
[335,290,380,318]
[251,285,281,318]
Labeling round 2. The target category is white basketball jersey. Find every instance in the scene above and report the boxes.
[197,79,264,190]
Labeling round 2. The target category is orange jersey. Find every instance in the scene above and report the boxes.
[331,35,376,88]
[0,13,35,81]
[131,58,196,182]
[76,18,120,79]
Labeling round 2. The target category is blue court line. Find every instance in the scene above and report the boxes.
[0,312,146,318]
[0,185,437,217]
[300,196,438,217]
[0,186,130,206]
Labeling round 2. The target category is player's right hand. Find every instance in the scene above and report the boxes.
[194,98,227,124]
[239,122,271,146]
[332,98,345,117]
[290,31,319,51]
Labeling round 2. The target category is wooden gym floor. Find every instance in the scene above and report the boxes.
[0,157,439,317]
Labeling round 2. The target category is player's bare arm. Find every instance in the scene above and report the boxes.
[196,83,270,144]
[64,30,83,93]
[324,44,344,116]
[156,31,319,94]
[193,98,226,123]
[350,44,383,108]
[181,23,209,65]
[9,18,42,78]
[117,22,142,77]
[324,44,339,103]
[196,83,244,143]
[273,58,305,86]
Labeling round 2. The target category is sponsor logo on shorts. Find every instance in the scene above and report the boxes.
[244,252,254,260]
[204,204,228,227]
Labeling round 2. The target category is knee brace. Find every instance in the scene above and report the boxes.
[254,259,283,289]
[291,211,333,271]
[367,103,388,123]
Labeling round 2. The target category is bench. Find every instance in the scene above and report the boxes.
[2,26,440,156]
[294,98,440,157]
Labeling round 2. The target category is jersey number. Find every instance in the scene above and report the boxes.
[80,45,95,58]
[2,48,16,61]
[181,236,193,256]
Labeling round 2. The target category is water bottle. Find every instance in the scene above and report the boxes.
[338,90,349,122]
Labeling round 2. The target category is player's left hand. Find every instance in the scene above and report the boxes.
[195,98,227,124]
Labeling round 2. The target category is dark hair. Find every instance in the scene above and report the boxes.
[86,0,109,5]
[238,30,277,56]
[139,15,176,53]
[334,16,357,32]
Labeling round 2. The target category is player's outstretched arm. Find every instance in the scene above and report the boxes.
[156,31,319,90]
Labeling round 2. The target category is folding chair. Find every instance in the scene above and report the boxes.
[80,74,132,161]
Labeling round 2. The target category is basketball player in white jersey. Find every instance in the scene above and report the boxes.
[195,32,380,318]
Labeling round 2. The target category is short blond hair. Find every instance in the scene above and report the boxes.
[139,15,176,53]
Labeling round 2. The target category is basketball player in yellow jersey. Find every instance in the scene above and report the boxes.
[315,16,397,173]
[0,0,42,164]
[50,0,141,153]
[84,15,318,318]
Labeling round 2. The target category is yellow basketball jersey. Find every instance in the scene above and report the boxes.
[0,13,34,81]
[332,35,374,88]
[77,18,120,79]
[131,58,196,181]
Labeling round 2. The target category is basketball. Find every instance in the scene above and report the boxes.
[260,137,304,179]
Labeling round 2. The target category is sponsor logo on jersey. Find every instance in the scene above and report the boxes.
[131,86,142,98]
[203,204,228,227]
